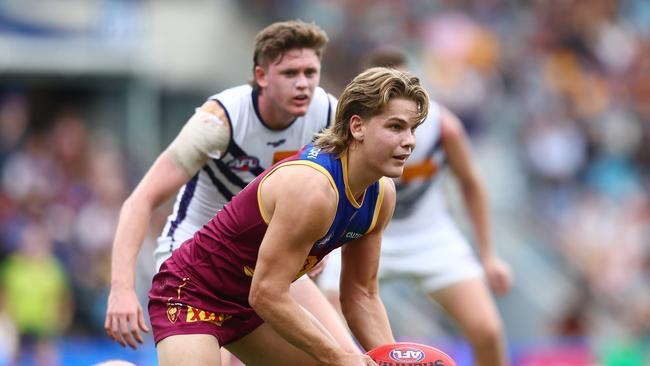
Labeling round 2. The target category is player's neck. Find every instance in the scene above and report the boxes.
[257,92,294,130]
[345,148,380,201]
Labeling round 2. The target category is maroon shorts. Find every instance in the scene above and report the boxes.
[148,258,264,346]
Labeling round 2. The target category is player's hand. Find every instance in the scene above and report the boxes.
[481,254,513,296]
[105,285,150,349]
[307,254,329,279]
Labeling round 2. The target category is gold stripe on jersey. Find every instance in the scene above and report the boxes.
[366,178,385,234]
[340,153,363,208]
[257,161,339,225]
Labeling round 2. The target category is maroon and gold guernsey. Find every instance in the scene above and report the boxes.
[148,144,384,346]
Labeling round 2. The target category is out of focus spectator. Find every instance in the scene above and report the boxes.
[419,9,502,136]
[0,221,72,366]
[0,100,130,342]
[0,93,28,169]
[1,130,62,255]
[70,135,128,334]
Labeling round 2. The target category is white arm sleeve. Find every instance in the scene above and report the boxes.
[165,108,231,177]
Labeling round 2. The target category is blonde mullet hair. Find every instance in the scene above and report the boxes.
[314,67,429,155]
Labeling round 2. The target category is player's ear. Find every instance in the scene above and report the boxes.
[254,65,268,88]
[350,115,364,142]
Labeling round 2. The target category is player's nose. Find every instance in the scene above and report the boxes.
[403,129,416,151]
[295,74,308,89]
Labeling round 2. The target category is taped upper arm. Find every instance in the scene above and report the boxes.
[165,100,231,177]
[199,99,228,121]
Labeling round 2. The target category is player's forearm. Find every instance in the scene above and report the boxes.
[460,180,492,258]
[110,196,153,289]
[250,289,343,364]
[341,293,394,351]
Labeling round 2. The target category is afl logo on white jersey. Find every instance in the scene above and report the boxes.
[227,156,260,171]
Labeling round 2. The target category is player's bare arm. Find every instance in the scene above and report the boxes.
[105,100,231,349]
[441,108,512,295]
[339,177,396,351]
[250,165,370,365]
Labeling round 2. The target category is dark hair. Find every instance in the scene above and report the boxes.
[251,20,329,89]
[363,47,408,69]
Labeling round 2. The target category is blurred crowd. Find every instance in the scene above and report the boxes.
[253,0,650,345]
[0,97,127,363]
[0,94,164,363]
[1,0,650,364]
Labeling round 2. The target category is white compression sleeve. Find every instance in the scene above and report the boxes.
[165,108,230,177]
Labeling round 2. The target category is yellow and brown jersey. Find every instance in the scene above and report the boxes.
[149,144,383,346]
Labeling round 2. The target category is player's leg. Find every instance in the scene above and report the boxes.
[157,334,221,366]
[156,241,242,366]
[315,248,344,313]
[219,347,238,366]
[149,263,227,366]
[225,305,335,366]
[217,276,357,366]
[226,324,321,366]
[407,224,509,366]
[291,276,359,353]
[428,278,508,366]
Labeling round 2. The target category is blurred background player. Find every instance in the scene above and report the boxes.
[318,48,512,366]
[148,67,429,366]
[104,19,359,363]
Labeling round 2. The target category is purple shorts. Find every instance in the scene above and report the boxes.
[148,258,264,346]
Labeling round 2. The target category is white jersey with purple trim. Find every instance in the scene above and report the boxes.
[154,84,336,269]
[383,99,479,272]
[382,100,452,243]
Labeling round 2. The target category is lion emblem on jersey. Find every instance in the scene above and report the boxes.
[166,300,183,324]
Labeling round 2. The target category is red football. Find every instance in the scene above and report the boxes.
[366,342,457,365]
